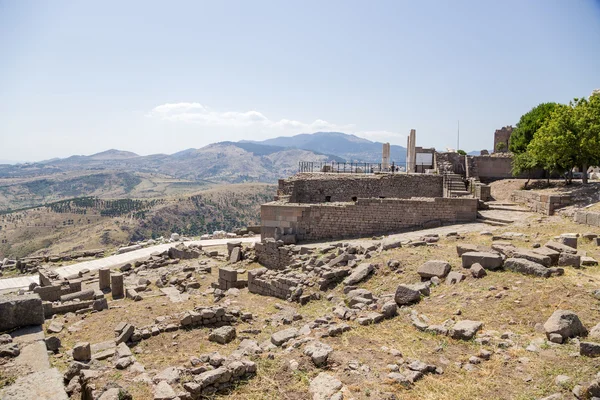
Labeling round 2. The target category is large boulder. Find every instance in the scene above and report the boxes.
[544,310,587,343]
[417,260,451,279]
[72,342,91,362]
[394,284,423,306]
[209,326,236,345]
[461,252,503,270]
[504,258,552,278]
[304,341,333,367]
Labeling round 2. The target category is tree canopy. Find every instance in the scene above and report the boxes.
[514,92,600,184]
[509,102,558,154]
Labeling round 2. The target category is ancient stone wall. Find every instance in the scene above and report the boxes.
[511,190,571,215]
[33,281,82,302]
[574,210,600,227]
[261,197,478,241]
[277,173,443,204]
[435,152,466,175]
[254,239,298,270]
[467,155,546,181]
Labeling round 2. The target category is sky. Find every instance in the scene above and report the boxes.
[1,0,600,162]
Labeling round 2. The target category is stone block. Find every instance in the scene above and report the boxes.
[219,267,238,282]
[73,342,91,361]
[504,258,551,277]
[461,252,503,270]
[60,289,95,302]
[99,268,111,290]
[111,273,124,299]
[0,294,45,331]
[417,260,451,278]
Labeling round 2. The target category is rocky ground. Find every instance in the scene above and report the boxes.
[3,210,600,399]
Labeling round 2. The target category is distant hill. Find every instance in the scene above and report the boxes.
[244,131,407,163]
[0,140,344,210]
[0,132,404,208]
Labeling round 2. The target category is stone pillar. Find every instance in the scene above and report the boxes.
[406,129,416,173]
[99,268,111,291]
[382,143,390,171]
[110,273,124,299]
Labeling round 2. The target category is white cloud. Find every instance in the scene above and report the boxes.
[147,102,404,143]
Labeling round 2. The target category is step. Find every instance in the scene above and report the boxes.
[487,205,530,212]
[479,219,510,227]
[476,212,514,225]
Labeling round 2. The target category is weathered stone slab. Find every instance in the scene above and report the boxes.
[0,368,68,400]
[0,294,44,332]
[504,258,551,277]
[545,241,577,254]
[417,260,451,279]
[532,246,560,265]
[449,320,483,340]
[343,263,374,286]
[511,249,551,267]
[461,252,503,270]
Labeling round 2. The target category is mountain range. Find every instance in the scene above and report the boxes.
[244,131,407,163]
[0,132,406,184]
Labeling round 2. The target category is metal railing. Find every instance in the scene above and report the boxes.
[298,161,434,174]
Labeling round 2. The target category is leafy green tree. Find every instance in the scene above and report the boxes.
[572,93,600,183]
[457,149,466,155]
[528,104,577,183]
[510,103,558,154]
[528,96,600,184]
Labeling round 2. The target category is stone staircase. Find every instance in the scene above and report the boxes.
[443,173,471,198]
[485,201,530,212]
[476,211,513,227]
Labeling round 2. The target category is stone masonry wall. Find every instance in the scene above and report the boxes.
[277,173,443,204]
[261,197,478,241]
[511,190,571,215]
[574,210,600,227]
[254,239,297,270]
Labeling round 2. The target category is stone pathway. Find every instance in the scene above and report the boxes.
[0,236,261,292]
[0,325,69,400]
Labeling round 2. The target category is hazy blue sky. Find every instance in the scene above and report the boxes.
[1,0,599,161]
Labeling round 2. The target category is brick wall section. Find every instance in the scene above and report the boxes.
[261,197,478,241]
[511,190,571,215]
[574,211,600,227]
[277,173,443,203]
[248,267,300,300]
[254,239,298,270]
